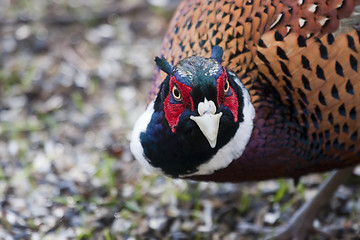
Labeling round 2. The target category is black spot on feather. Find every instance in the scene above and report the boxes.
[338,104,346,116]
[331,85,339,99]
[343,123,349,133]
[298,88,308,104]
[345,80,354,95]
[277,47,288,60]
[335,61,344,77]
[275,31,283,41]
[311,113,319,130]
[302,75,311,90]
[319,44,328,59]
[280,61,292,77]
[225,23,231,31]
[257,51,270,64]
[351,131,358,142]
[258,39,267,48]
[349,107,356,120]
[316,65,326,80]
[327,34,334,45]
[301,55,311,70]
[318,91,326,105]
[297,35,307,47]
[315,105,322,121]
[350,54,358,72]
[328,113,334,124]
[347,34,357,52]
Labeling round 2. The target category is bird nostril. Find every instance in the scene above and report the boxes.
[197,99,217,115]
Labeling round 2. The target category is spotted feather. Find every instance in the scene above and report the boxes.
[148,0,360,181]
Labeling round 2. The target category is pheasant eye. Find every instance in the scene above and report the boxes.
[172,85,182,101]
[224,79,230,93]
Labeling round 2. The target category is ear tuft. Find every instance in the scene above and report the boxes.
[210,45,223,64]
[155,56,173,75]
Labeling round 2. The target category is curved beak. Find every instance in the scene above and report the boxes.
[190,99,222,148]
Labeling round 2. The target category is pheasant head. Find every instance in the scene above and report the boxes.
[131,46,255,178]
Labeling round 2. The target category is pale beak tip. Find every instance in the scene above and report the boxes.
[209,140,217,148]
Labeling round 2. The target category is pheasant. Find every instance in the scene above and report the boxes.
[130,0,360,239]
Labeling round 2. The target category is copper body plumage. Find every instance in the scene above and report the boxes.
[149,0,360,182]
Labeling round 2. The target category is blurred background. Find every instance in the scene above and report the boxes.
[0,0,359,239]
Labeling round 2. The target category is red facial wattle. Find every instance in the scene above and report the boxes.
[216,69,239,122]
[164,76,194,133]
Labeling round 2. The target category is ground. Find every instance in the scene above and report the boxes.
[0,0,359,239]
